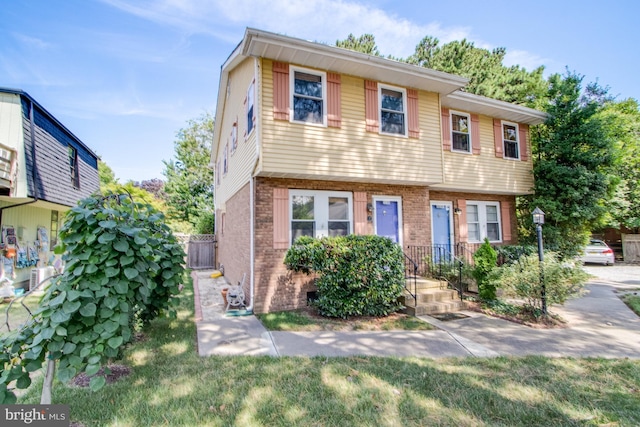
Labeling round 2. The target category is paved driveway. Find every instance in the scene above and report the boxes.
[582,263,640,287]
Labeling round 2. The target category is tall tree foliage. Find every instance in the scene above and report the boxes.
[163,113,215,231]
[335,33,380,56]
[526,72,618,255]
[597,99,640,233]
[407,36,547,105]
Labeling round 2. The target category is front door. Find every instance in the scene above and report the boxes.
[431,203,452,262]
[374,197,402,245]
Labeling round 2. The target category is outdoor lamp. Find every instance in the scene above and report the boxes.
[532,206,547,316]
[532,207,545,225]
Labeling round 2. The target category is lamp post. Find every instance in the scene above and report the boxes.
[532,207,547,316]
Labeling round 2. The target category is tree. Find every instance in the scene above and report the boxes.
[336,33,380,56]
[98,160,117,188]
[163,113,215,231]
[598,99,640,233]
[134,178,166,200]
[406,36,547,105]
[525,72,619,256]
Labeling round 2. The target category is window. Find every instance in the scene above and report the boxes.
[246,81,255,135]
[231,121,238,153]
[451,111,471,152]
[216,161,221,187]
[223,143,228,175]
[291,67,326,125]
[379,85,407,136]
[68,146,79,188]
[466,201,501,242]
[502,121,519,159]
[290,190,352,244]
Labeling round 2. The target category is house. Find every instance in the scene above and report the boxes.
[211,28,547,314]
[0,87,99,290]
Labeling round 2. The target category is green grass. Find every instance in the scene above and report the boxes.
[257,308,435,331]
[621,292,640,316]
[0,292,42,336]
[15,279,640,427]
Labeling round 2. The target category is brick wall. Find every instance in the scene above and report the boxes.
[216,183,251,298]
[253,177,430,313]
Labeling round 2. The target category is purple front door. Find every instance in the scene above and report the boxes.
[375,200,400,243]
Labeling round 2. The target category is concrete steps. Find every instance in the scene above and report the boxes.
[402,278,467,316]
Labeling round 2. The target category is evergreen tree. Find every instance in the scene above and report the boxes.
[526,72,618,255]
[336,34,380,56]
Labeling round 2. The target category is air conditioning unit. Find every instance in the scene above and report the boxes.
[29,266,56,291]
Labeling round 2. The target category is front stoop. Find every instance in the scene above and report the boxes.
[402,278,467,316]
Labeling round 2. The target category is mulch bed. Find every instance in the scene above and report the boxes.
[465,299,568,329]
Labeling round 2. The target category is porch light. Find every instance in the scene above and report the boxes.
[532,207,545,225]
[454,207,462,215]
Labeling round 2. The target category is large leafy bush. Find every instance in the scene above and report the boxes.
[497,252,588,315]
[0,194,185,403]
[284,235,404,318]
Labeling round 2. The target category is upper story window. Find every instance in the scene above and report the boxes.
[379,85,407,136]
[231,121,238,153]
[451,111,471,153]
[502,121,520,159]
[467,201,501,243]
[246,80,255,136]
[223,142,229,175]
[68,146,79,189]
[291,67,326,126]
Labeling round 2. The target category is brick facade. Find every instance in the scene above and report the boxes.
[253,177,431,313]
[216,183,251,297]
[219,179,520,314]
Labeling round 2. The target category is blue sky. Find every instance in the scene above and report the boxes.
[2,0,637,183]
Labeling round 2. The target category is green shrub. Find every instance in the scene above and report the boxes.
[497,252,588,315]
[195,211,215,234]
[495,245,536,265]
[0,194,185,403]
[284,235,404,318]
[473,239,498,301]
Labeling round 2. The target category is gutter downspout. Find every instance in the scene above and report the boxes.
[244,57,261,314]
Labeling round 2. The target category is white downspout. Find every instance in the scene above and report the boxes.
[245,57,261,313]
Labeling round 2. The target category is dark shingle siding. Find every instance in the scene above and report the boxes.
[20,98,99,206]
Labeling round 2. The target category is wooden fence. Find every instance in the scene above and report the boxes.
[176,234,217,269]
[622,234,640,263]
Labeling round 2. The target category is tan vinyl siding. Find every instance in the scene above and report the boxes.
[260,59,443,185]
[433,114,534,195]
[215,58,259,208]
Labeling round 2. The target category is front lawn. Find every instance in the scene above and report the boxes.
[0,292,41,336]
[620,291,640,316]
[257,307,435,331]
[16,279,640,427]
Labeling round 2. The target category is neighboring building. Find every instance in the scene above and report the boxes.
[211,28,547,314]
[0,87,99,288]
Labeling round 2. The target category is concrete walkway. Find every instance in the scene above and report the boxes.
[193,267,640,359]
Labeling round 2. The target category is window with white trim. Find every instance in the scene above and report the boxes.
[231,120,238,153]
[466,201,501,242]
[246,80,255,135]
[379,85,407,136]
[291,67,326,125]
[290,190,352,244]
[451,111,471,152]
[502,121,519,159]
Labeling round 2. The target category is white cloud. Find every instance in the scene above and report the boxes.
[504,49,548,72]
